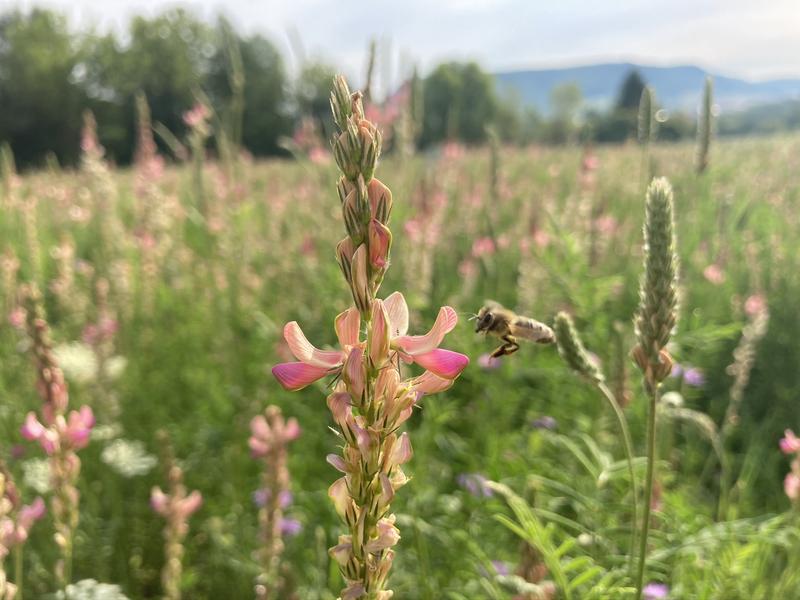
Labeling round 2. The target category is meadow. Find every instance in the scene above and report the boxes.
[0,90,799,599]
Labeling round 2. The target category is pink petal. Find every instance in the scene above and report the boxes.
[283,322,343,368]
[181,490,203,517]
[343,347,365,399]
[328,477,350,517]
[780,430,800,454]
[272,362,330,391]
[249,436,269,458]
[394,306,458,356]
[390,432,413,467]
[326,454,348,473]
[334,308,361,348]
[413,348,469,379]
[411,371,455,394]
[283,417,301,441]
[78,405,95,429]
[18,497,46,529]
[370,300,390,367]
[150,487,169,515]
[384,291,409,338]
[327,391,352,424]
[250,415,270,440]
[39,430,59,455]
[20,412,44,441]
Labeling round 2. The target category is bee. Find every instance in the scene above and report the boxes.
[474,301,555,358]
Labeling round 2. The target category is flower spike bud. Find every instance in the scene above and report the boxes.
[330,75,354,130]
[368,179,393,224]
[349,245,372,318]
[370,300,391,369]
[369,220,392,270]
[554,312,605,384]
[336,237,355,283]
[634,177,678,390]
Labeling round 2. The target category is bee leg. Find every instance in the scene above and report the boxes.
[491,336,520,358]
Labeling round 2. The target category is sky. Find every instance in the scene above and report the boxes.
[12,0,800,90]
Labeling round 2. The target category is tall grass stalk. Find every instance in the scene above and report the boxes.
[631,178,678,600]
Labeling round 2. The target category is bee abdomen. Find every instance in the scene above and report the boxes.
[514,318,555,343]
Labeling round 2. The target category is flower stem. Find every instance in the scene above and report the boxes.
[635,385,659,600]
[14,544,23,600]
[597,382,638,573]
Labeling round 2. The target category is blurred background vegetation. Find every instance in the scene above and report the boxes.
[3,7,800,170]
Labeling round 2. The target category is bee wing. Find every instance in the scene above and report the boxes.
[511,317,555,344]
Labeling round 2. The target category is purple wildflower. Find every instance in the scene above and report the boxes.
[491,560,511,576]
[457,473,493,498]
[643,582,669,599]
[683,367,705,387]
[478,353,501,370]
[531,416,557,431]
[280,518,302,537]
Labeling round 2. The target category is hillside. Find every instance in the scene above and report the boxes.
[495,62,800,114]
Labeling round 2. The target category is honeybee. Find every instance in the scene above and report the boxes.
[474,301,555,358]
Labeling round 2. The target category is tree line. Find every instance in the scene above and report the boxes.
[1,8,701,169]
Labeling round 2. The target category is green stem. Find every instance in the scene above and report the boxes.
[635,385,659,600]
[14,544,23,600]
[597,382,638,574]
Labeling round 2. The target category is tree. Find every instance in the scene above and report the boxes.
[294,61,339,138]
[0,9,86,167]
[616,69,646,112]
[420,62,498,147]
[206,27,292,156]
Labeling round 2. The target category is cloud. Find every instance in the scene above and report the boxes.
[13,0,800,81]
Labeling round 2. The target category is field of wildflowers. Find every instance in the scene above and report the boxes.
[0,77,799,599]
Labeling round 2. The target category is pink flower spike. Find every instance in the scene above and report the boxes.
[384,291,409,338]
[394,306,458,356]
[334,308,361,348]
[284,322,344,368]
[20,412,44,441]
[368,219,392,269]
[780,430,800,455]
[272,362,330,391]
[413,348,470,379]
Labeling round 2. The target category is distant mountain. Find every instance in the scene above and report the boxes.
[495,63,800,115]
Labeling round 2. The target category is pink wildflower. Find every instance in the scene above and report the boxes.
[744,294,767,317]
[471,237,496,258]
[703,264,725,285]
[780,430,800,455]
